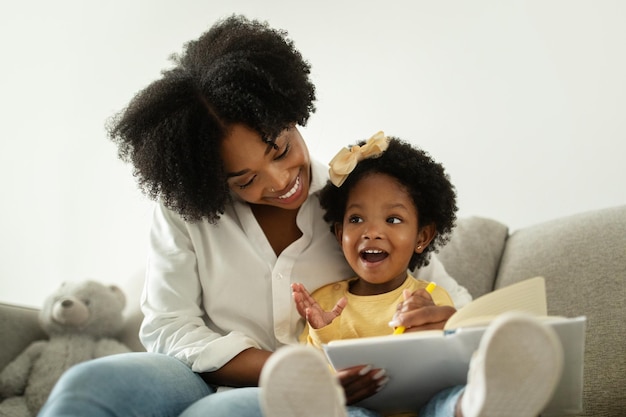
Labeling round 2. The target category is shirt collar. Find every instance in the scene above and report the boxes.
[309,158,331,195]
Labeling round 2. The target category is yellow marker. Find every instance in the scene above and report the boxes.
[393,282,437,335]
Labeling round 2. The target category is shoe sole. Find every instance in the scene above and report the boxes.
[260,345,347,417]
[463,312,564,417]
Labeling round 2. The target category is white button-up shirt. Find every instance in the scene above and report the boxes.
[140,159,472,373]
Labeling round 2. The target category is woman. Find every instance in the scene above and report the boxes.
[40,15,471,417]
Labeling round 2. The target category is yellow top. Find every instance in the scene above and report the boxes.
[299,274,453,347]
[299,274,454,417]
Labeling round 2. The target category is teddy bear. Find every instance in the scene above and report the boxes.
[0,280,132,417]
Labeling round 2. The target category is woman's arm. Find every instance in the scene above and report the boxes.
[199,347,272,387]
[140,203,265,385]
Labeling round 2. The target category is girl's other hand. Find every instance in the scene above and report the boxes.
[390,288,456,332]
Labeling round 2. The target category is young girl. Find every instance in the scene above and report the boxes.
[39,15,471,417]
[259,134,564,417]
[297,133,459,347]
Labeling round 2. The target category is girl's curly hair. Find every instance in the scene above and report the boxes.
[108,15,316,222]
[319,137,457,270]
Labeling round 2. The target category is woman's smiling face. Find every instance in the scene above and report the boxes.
[221,124,311,210]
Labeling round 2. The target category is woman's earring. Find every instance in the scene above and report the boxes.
[417,245,422,251]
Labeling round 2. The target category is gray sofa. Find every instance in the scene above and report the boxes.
[2,205,625,416]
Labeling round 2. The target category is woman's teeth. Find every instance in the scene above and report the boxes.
[278,176,300,199]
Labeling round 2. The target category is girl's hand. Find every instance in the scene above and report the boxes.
[336,364,388,405]
[291,283,347,329]
[390,288,457,332]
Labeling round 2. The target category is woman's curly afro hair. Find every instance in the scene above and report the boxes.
[108,15,316,222]
[319,137,457,270]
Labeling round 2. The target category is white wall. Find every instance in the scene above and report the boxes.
[1,0,624,307]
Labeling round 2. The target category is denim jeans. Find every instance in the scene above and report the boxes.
[420,385,465,417]
[39,352,382,417]
[196,385,466,417]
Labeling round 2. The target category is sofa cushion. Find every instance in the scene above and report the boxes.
[496,205,626,416]
[437,216,509,299]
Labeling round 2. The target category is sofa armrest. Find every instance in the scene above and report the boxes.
[0,301,146,373]
[0,303,47,371]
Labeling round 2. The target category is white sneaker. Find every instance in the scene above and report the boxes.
[461,312,564,417]
[260,345,347,417]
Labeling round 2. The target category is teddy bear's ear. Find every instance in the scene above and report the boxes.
[109,285,126,309]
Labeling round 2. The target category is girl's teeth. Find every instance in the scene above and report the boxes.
[361,250,388,262]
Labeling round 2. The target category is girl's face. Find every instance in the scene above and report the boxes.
[335,173,434,294]
[221,124,311,210]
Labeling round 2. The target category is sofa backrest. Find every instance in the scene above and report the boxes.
[437,216,509,299]
[496,205,626,417]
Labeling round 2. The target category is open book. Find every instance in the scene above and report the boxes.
[444,275,547,329]
[322,277,586,416]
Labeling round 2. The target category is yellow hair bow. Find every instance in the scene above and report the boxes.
[328,131,389,187]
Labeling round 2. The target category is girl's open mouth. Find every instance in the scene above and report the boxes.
[360,249,388,263]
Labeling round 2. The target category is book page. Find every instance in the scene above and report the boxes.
[444,276,548,330]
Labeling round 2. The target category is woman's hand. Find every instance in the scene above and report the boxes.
[336,364,388,405]
[390,288,456,332]
[291,283,347,329]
